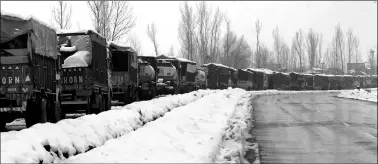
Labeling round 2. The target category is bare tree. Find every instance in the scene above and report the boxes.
[127,34,142,56]
[196,1,211,64]
[354,36,360,63]
[306,28,319,71]
[51,1,72,29]
[222,30,237,66]
[169,45,175,57]
[318,33,323,67]
[226,35,252,69]
[272,25,282,65]
[147,22,159,56]
[222,14,232,65]
[259,44,272,68]
[178,2,197,61]
[346,29,354,64]
[209,7,223,63]
[87,1,136,41]
[280,42,290,69]
[292,29,305,72]
[332,24,345,73]
[254,19,262,68]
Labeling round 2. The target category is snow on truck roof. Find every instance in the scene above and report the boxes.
[56,29,104,38]
[1,12,58,59]
[246,68,274,75]
[60,46,77,52]
[1,12,56,30]
[62,51,92,68]
[202,63,237,71]
[107,41,135,52]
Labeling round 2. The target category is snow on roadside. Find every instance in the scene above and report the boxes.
[337,89,377,102]
[214,92,258,163]
[1,89,217,163]
[63,88,247,163]
[214,89,344,164]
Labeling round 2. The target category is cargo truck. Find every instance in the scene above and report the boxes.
[1,14,63,130]
[108,42,139,104]
[138,58,156,100]
[57,30,111,115]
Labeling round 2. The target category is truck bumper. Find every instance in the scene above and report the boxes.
[0,101,27,112]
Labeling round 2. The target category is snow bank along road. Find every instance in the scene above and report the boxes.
[251,93,377,163]
[337,88,377,102]
[1,89,217,163]
[63,88,250,163]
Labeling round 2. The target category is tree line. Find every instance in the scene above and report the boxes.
[50,1,376,73]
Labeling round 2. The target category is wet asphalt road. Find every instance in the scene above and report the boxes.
[250,93,377,163]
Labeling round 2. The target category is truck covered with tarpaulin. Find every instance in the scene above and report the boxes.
[314,74,330,90]
[202,63,231,89]
[342,75,354,89]
[247,68,272,90]
[1,14,62,130]
[271,72,290,90]
[303,74,314,90]
[57,29,111,115]
[289,72,305,90]
[328,75,342,90]
[236,69,253,90]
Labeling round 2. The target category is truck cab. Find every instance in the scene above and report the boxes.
[108,42,139,104]
[57,30,110,114]
[1,14,62,130]
[156,60,177,95]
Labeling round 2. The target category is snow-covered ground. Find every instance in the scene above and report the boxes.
[1,89,216,163]
[337,88,377,102]
[63,88,248,163]
[1,89,346,163]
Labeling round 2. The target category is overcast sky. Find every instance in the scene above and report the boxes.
[1,1,377,61]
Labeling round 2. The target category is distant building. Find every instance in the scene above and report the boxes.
[347,63,369,75]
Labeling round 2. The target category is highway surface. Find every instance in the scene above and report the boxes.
[248,93,377,163]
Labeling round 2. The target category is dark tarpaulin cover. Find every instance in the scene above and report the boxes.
[1,14,58,59]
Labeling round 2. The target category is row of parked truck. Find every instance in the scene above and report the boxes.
[0,15,208,130]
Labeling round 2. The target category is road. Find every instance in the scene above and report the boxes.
[248,93,377,163]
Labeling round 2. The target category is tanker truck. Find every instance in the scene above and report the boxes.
[138,58,156,100]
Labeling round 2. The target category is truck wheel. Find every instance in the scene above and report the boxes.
[0,117,6,132]
[99,95,106,113]
[86,97,93,114]
[39,98,48,123]
[151,87,156,99]
[25,98,47,127]
[49,99,62,123]
[133,90,139,102]
[25,99,36,128]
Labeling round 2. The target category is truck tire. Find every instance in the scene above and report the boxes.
[133,90,139,102]
[101,95,106,112]
[39,98,48,123]
[151,87,156,99]
[25,98,47,128]
[92,94,104,114]
[0,117,6,132]
[86,97,92,114]
[49,99,62,123]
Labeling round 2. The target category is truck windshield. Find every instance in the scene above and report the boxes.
[112,51,129,71]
